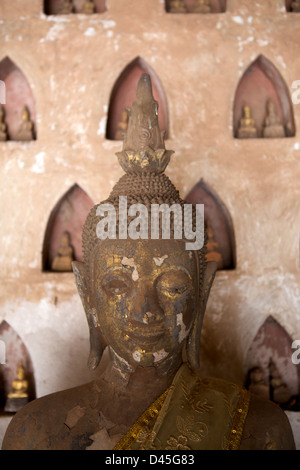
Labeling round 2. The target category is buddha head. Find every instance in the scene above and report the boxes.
[60,231,71,247]
[16,361,25,381]
[243,105,251,119]
[22,106,29,122]
[73,74,216,377]
[119,109,129,126]
[266,99,276,115]
[249,366,265,385]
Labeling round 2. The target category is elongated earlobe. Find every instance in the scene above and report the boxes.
[87,323,104,370]
[186,261,217,374]
[72,261,104,370]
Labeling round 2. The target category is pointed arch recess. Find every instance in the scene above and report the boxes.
[42,184,94,272]
[0,56,36,141]
[233,55,295,138]
[0,320,36,411]
[244,316,300,399]
[106,57,169,141]
[286,0,292,10]
[44,0,106,15]
[285,0,300,11]
[185,179,236,270]
[165,0,226,13]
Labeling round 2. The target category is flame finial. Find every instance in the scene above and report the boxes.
[116,73,173,174]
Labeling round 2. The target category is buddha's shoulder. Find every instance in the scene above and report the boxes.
[2,380,100,450]
[192,372,295,449]
[241,391,296,449]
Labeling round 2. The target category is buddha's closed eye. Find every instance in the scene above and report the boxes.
[101,269,193,300]
[163,285,189,296]
[102,275,131,297]
[156,270,192,299]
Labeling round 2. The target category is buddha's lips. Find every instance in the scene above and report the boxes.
[122,329,165,344]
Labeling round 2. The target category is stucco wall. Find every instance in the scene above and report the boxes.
[0,0,300,447]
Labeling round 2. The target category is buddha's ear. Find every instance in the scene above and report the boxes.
[186,261,217,374]
[72,261,103,370]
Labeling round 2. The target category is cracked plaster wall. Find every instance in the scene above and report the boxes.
[0,0,300,446]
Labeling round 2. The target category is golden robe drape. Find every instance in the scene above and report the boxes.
[115,363,250,450]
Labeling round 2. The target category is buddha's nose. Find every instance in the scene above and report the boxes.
[131,286,163,325]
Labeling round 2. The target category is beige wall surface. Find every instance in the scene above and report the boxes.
[0,0,300,446]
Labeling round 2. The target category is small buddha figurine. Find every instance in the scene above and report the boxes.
[169,0,187,13]
[291,0,300,12]
[58,0,74,14]
[0,105,8,142]
[2,74,295,451]
[51,231,75,272]
[192,0,212,14]
[269,360,291,404]
[237,105,258,139]
[4,361,29,413]
[78,0,95,14]
[247,367,270,400]
[263,100,285,138]
[114,109,129,140]
[205,219,223,269]
[16,106,34,142]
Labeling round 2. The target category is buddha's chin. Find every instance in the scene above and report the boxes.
[110,343,183,375]
[108,331,181,369]
[113,345,172,369]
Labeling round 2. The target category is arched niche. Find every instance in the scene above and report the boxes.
[0,320,36,411]
[0,56,36,141]
[286,0,300,12]
[165,0,226,13]
[42,184,94,272]
[244,316,300,405]
[233,55,296,139]
[106,57,169,141]
[185,179,236,270]
[44,0,106,15]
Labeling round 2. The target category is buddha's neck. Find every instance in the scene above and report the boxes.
[96,346,177,400]
[92,351,176,428]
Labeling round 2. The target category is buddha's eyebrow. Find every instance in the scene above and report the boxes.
[159,266,193,281]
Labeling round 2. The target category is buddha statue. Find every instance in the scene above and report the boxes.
[78,0,95,14]
[58,0,74,14]
[205,219,223,269]
[169,0,187,13]
[51,231,75,272]
[2,74,295,450]
[247,367,269,400]
[237,105,258,139]
[16,106,34,142]
[291,0,300,12]
[269,360,291,405]
[114,108,129,140]
[4,361,29,413]
[0,105,8,142]
[192,0,212,14]
[263,99,285,138]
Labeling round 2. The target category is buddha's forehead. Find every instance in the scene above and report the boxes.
[93,239,198,278]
